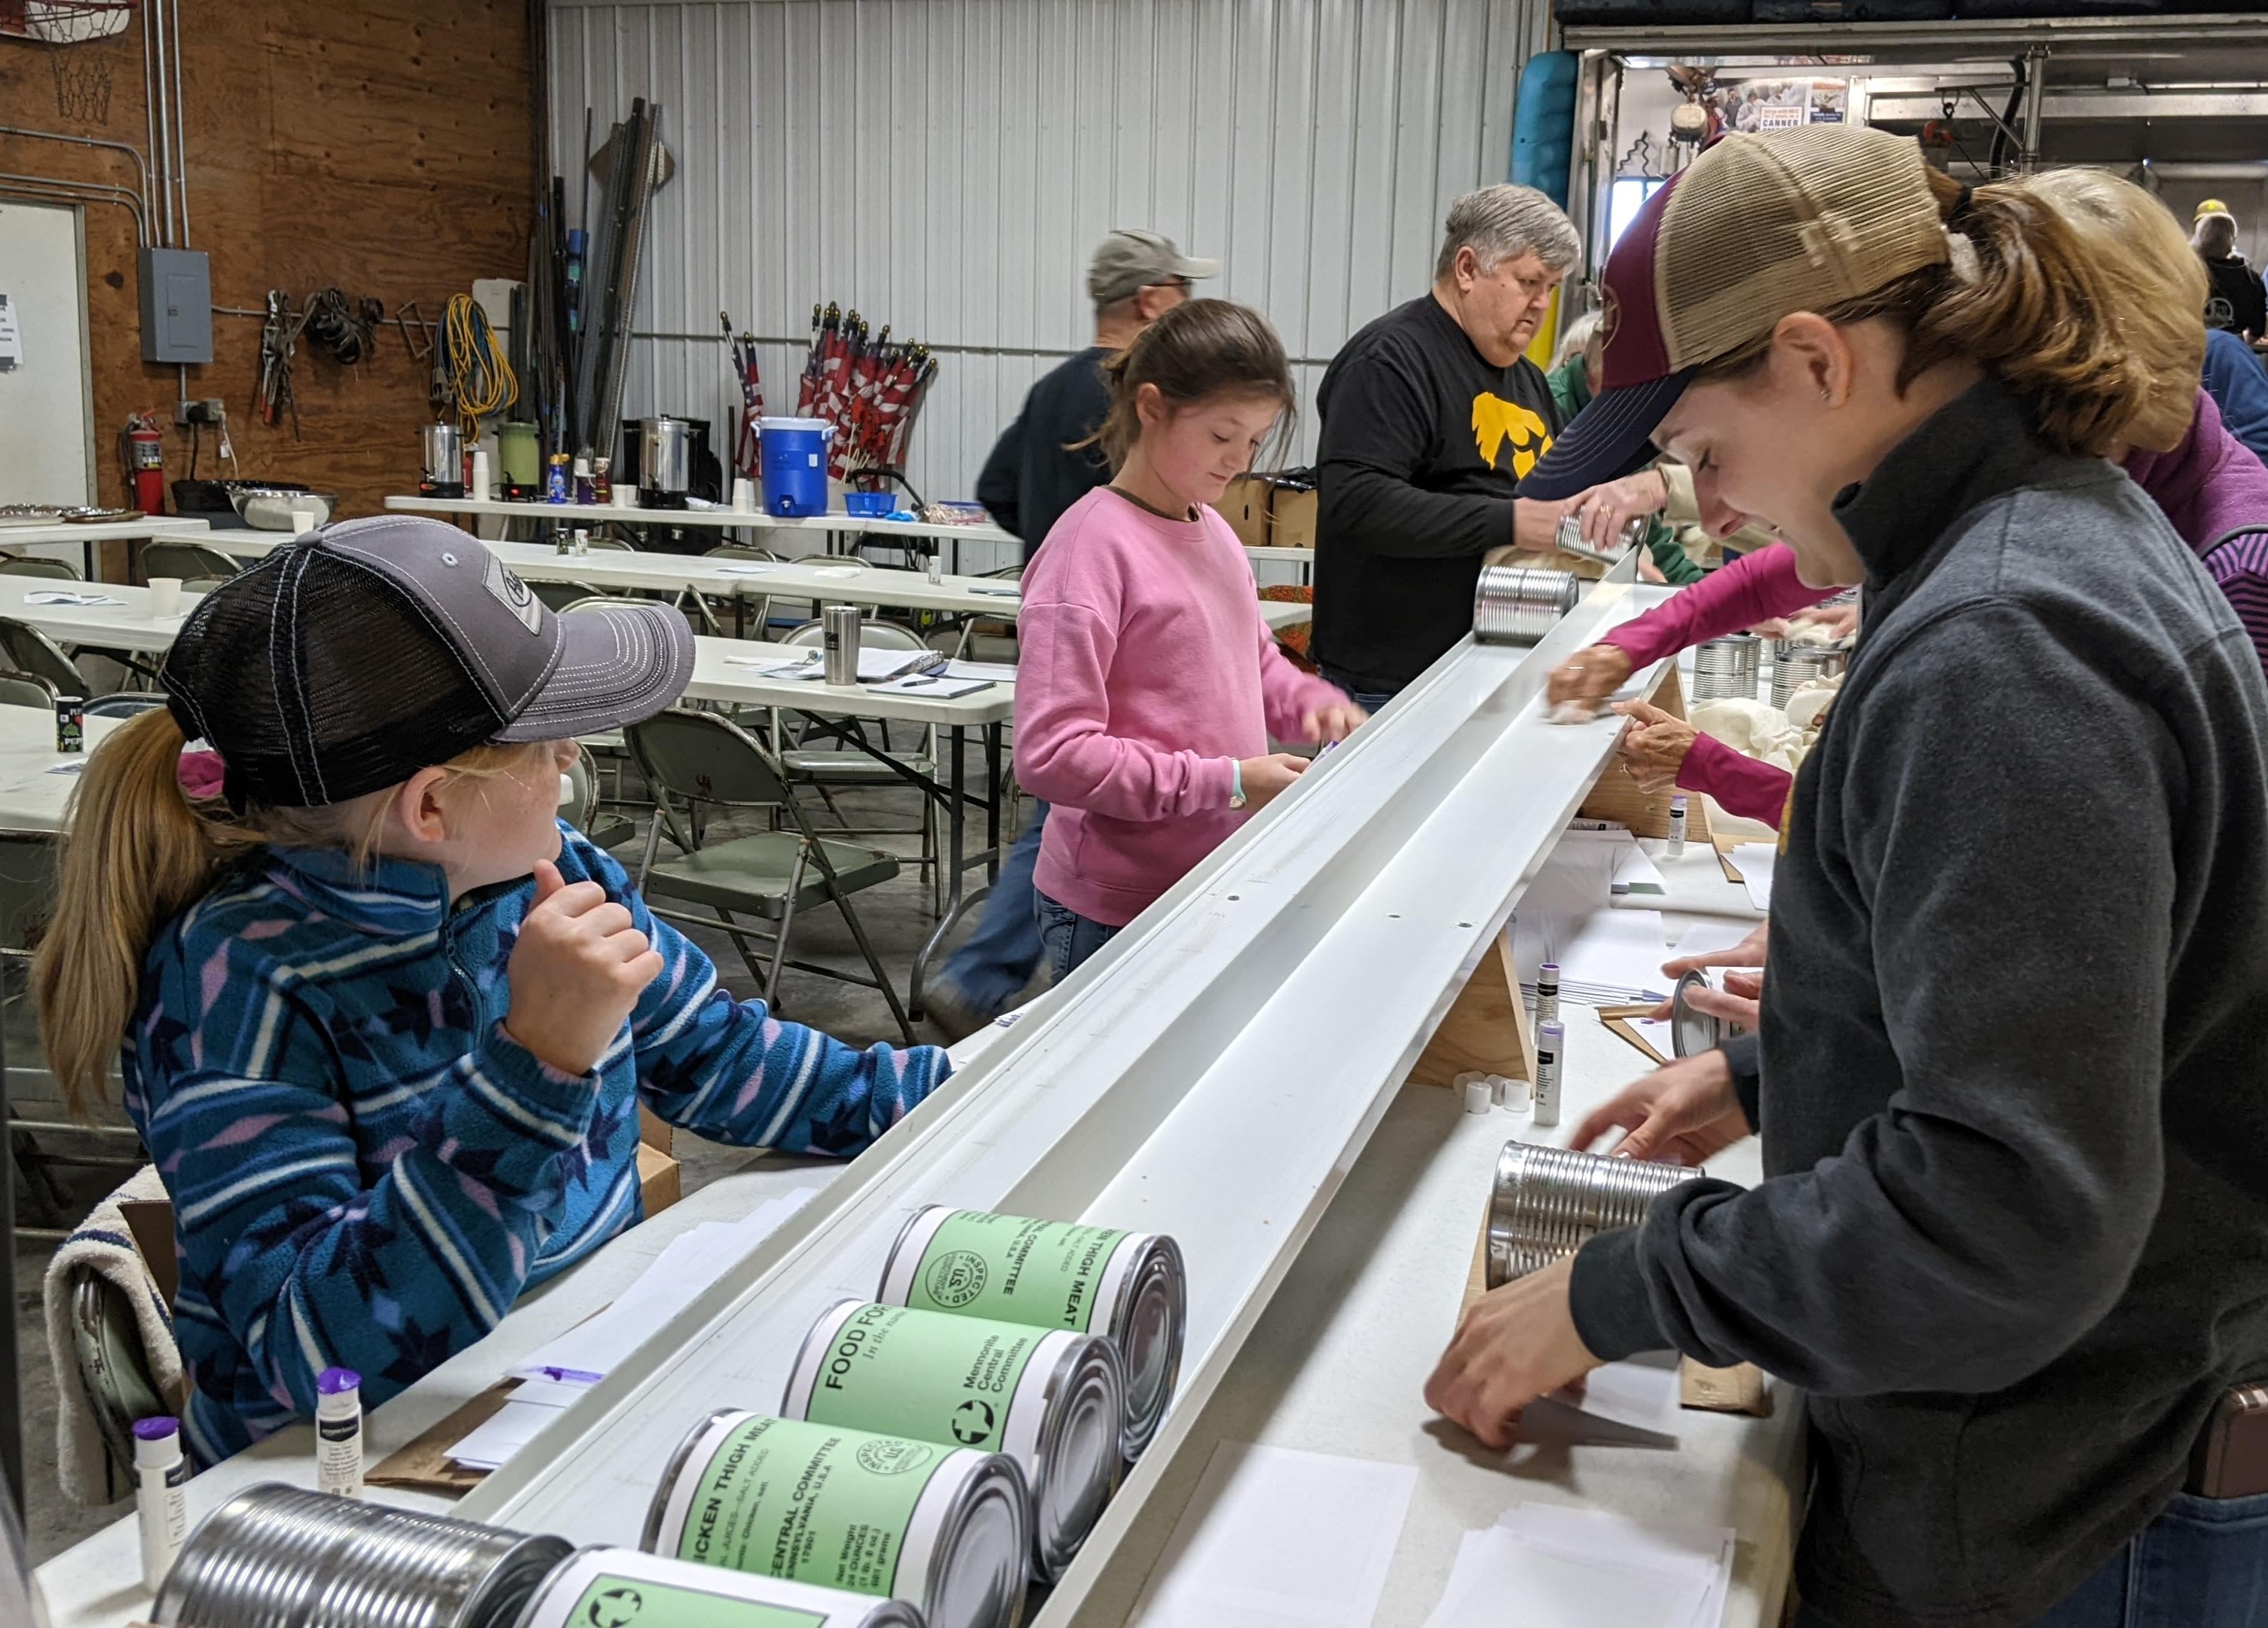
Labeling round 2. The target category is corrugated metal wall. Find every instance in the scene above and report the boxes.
[549,0,1547,564]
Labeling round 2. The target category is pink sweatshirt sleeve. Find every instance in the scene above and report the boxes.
[1014,598,1238,820]
[1597,544,1832,667]
[1255,617,1352,742]
[1676,732,1794,830]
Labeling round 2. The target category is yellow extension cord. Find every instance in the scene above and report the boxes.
[444,292,517,438]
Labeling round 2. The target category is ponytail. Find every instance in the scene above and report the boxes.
[1697,166,2156,459]
[35,708,257,1119]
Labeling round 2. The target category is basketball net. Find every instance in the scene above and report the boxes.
[5,0,137,124]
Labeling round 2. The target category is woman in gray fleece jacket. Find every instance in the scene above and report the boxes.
[1429,126,2268,1627]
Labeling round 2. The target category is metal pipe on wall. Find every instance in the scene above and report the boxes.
[0,175,149,246]
[168,0,190,245]
[145,0,172,245]
[0,126,153,226]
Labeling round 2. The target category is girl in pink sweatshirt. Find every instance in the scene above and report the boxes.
[1015,301,1365,978]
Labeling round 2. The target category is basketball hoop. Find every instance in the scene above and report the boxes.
[2,0,138,124]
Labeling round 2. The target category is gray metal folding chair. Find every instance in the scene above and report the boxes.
[562,743,638,851]
[142,540,243,583]
[626,709,914,1042]
[0,617,90,697]
[0,555,80,580]
[0,672,56,710]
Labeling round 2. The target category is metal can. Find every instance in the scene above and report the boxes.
[1670,968,1744,1057]
[641,1409,1027,1628]
[1553,513,1647,567]
[1692,634,1762,702]
[1471,565,1582,646]
[153,1482,571,1628]
[878,1207,1186,1461]
[1485,1143,1712,1289]
[546,452,571,504]
[55,695,83,754]
[783,1300,1122,1582]
[516,1547,924,1628]
[823,604,862,686]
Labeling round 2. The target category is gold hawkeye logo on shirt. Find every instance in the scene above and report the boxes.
[1473,393,1553,479]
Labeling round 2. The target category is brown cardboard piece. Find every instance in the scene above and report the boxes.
[366,1384,513,1495]
[1220,475,1273,549]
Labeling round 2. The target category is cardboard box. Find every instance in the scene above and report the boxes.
[1271,485,1318,552]
[1220,475,1274,549]
[638,1141,683,1217]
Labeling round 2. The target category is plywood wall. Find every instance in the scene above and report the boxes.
[0,2,534,534]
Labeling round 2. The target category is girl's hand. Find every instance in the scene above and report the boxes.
[1546,644,1635,710]
[503,860,665,1076]
[1611,699,1697,793]
[1567,1049,1750,1166]
[1301,702,1369,745]
[1236,753,1310,810]
[1425,1257,1603,1450]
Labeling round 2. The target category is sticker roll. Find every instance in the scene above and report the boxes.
[782,1301,1122,1581]
[641,1410,1027,1628]
[877,1208,1186,1461]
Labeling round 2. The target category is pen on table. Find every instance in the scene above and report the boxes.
[536,1366,604,1384]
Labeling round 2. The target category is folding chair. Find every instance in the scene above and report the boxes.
[142,540,243,584]
[0,554,80,580]
[0,617,90,697]
[0,672,56,710]
[626,708,914,1042]
[774,618,941,906]
[703,543,776,638]
[562,742,638,851]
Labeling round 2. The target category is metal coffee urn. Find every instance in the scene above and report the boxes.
[420,423,467,498]
[638,417,693,510]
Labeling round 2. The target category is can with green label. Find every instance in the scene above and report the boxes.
[782,1301,1122,1582]
[640,1410,1027,1628]
[516,1546,925,1628]
[877,1208,1185,1461]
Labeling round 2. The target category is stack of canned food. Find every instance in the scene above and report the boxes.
[149,1207,1188,1628]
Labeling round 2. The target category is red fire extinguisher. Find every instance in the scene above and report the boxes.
[122,413,166,516]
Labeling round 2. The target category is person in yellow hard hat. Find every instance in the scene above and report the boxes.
[2195,200,2266,340]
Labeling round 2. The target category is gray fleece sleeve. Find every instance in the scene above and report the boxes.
[1569,604,2178,1394]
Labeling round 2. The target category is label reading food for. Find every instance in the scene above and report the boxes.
[674,1415,944,1598]
[806,1303,1042,1453]
[563,1574,828,1628]
[910,1210,1128,1333]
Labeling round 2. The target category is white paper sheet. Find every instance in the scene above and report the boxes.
[509,1189,817,1385]
[735,649,940,682]
[447,1398,566,1470]
[1128,1443,1416,1627]
[1426,1502,1734,1628]
[1729,844,1778,911]
[943,659,1019,682]
[1519,1351,1682,1449]
[1425,1529,1706,1628]
[23,591,123,607]
[868,673,994,697]
[1513,831,1676,1002]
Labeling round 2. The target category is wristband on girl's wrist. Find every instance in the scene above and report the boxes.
[1229,760,1247,812]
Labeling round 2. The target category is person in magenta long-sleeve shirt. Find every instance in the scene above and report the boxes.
[1015,301,1364,978]
[1547,388,2268,828]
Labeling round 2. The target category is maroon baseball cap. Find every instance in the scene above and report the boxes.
[1524,124,1952,500]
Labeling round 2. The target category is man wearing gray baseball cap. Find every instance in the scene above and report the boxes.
[944,229,1217,1040]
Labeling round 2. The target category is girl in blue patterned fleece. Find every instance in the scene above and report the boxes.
[33,516,950,1467]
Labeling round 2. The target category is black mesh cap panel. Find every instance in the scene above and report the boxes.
[162,543,507,809]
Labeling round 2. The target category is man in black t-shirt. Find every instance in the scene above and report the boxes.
[935,230,1217,1040]
[1312,185,1590,703]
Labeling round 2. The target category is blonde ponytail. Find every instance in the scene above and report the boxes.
[35,708,258,1119]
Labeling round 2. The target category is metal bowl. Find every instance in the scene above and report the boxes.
[230,488,337,531]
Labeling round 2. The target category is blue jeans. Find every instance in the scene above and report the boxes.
[1320,666,1399,715]
[1034,886,1119,982]
[1795,1491,2268,1627]
[935,800,1048,1018]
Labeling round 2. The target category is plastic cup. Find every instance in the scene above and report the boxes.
[148,577,182,618]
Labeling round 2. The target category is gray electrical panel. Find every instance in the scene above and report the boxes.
[138,246,213,364]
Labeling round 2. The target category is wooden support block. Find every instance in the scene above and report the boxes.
[1461,1192,1495,1322]
[1411,930,1538,1089]
[1680,1357,1772,1416]
[1577,664,1716,843]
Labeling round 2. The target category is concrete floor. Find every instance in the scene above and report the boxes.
[11,770,1031,1565]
